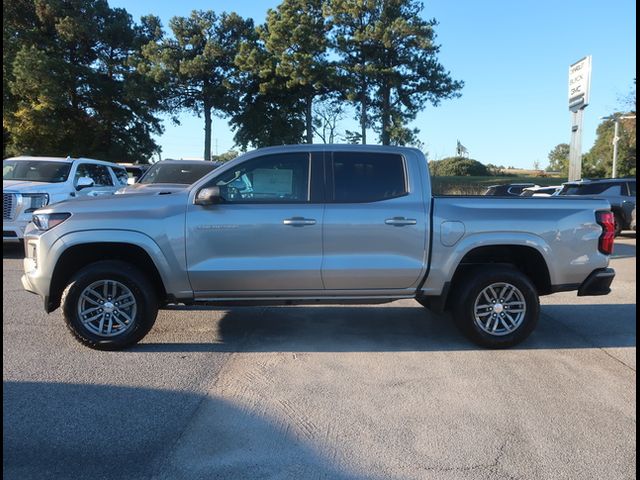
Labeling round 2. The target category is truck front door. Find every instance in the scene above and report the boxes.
[186,152,324,294]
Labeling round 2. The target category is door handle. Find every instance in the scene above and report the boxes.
[283,217,317,227]
[385,217,417,226]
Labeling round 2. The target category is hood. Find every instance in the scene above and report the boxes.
[39,188,189,215]
[116,183,189,195]
[3,179,64,192]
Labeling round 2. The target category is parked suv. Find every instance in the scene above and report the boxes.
[558,178,636,235]
[3,156,127,242]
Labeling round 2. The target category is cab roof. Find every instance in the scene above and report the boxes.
[4,156,117,167]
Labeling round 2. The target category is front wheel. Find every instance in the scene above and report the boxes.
[452,266,539,348]
[61,260,159,350]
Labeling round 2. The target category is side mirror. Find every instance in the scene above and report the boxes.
[127,177,137,185]
[76,177,95,191]
[194,186,223,206]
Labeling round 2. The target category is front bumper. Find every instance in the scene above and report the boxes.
[3,220,28,242]
[577,268,615,296]
[21,272,51,311]
[20,227,56,310]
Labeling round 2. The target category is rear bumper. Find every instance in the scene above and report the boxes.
[577,268,615,296]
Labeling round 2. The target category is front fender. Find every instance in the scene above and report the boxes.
[55,230,192,298]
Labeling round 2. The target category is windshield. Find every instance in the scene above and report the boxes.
[139,163,218,185]
[3,160,71,183]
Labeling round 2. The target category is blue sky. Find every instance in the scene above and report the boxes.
[110,0,636,169]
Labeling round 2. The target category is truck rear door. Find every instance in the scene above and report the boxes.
[321,151,428,290]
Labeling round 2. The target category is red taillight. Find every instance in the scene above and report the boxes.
[596,211,615,255]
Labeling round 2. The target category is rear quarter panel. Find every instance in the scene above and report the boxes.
[422,196,612,295]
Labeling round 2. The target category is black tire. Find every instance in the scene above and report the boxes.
[452,266,539,348]
[61,260,158,350]
[613,212,624,237]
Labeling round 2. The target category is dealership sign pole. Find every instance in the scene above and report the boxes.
[567,56,592,181]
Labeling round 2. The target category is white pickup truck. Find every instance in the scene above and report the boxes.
[21,145,616,350]
[3,156,128,242]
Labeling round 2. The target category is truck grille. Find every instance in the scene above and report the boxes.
[3,193,17,220]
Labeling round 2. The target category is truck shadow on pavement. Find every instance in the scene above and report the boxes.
[3,381,371,480]
[139,302,636,353]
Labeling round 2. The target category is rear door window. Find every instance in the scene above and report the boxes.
[626,181,636,196]
[330,152,407,203]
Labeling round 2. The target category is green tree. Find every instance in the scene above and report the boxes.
[3,0,38,157]
[313,96,345,143]
[143,10,253,160]
[485,163,504,176]
[546,143,570,175]
[262,0,333,143]
[327,0,463,145]
[4,0,165,162]
[326,0,380,144]
[370,0,463,145]
[583,115,636,178]
[211,150,239,162]
[429,157,489,176]
[231,20,307,149]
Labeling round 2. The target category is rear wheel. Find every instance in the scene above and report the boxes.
[452,266,539,348]
[61,260,158,350]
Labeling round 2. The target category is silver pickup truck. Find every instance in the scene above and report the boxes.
[21,145,616,350]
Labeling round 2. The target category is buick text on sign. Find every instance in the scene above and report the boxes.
[568,56,592,107]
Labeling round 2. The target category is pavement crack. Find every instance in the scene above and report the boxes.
[423,433,515,477]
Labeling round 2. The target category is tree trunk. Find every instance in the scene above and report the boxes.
[204,103,212,161]
[381,83,391,145]
[306,96,313,144]
[360,84,367,144]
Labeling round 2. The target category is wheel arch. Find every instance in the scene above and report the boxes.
[444,244,551,311]
[48,242,167,313]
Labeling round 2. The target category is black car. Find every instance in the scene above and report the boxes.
[483,183,538,196]
[558,178,636,235]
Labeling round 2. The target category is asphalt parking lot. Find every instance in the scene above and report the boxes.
[3,235,636,480]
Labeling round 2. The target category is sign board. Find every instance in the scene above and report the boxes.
[568,56,592,109]
[252,168,293,195]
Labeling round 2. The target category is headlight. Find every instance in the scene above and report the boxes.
[32,212,71,231]
[23,193,50,213]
